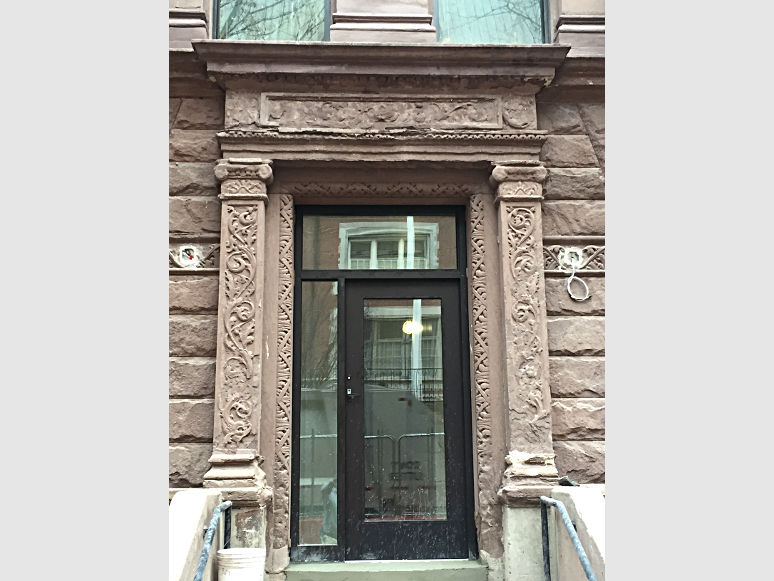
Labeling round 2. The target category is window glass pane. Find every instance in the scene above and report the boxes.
[302,215,456,270]
[363,299,447,520]
[218,0,326,41]
[299,281,338,545]
[437,0,544,44]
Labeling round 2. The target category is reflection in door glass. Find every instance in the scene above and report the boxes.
[299,282,338,545]
[363,299,447,520]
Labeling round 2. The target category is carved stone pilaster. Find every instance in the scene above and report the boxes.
[491,161,558,506]
[204,159,274,502]
[266,193,294,574]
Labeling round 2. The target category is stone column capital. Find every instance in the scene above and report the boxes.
[216,158,274,201]
[490,161,547,203]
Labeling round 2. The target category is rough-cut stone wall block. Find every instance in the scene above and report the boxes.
[547,316,605,355]
[174,98,225,130]
[170,162,218,196]
[578,104,605,172]
[553,441,605,483]
[169,399,215,441]
[169,315,218,356]
[551,398,605,440]
[537,103,584,134]
[540,135,599,168]
[169,197,222,235]
[543,168,604,200]
[169,129,220,162]
[170,276,219,313]
[545,277,605,315]
[170,98,182,130]
[169,443,213,487]
[169,357,216,398]
[542,200,605,236]
[549,356,605,398]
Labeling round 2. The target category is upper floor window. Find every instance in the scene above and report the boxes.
[215,0,546,44]
[216,0,329,41]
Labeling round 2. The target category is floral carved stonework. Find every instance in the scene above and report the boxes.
[261,94,502,130]
[543,244,605,273]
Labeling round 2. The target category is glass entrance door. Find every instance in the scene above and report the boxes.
[344,280,469,560]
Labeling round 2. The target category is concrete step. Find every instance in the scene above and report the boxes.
[286,559,488,581]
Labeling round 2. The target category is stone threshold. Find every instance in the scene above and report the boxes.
[286,559,488,581]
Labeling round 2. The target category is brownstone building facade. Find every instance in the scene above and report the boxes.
[169,1,604,578]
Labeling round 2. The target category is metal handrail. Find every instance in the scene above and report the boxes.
[539,496,597,581]
[193,500,232,581]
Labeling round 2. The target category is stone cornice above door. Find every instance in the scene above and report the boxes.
[191,41,570,92]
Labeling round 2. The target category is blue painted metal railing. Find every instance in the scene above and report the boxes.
[193,500,232,581]
[539,495,597,581]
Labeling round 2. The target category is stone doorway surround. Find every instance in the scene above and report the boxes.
[187,40,571,580]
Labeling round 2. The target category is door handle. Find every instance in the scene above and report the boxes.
[346,388,359,399]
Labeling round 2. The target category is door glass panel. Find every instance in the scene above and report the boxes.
[302,215,456,270]
[362,299,447,521]
[299,281,338,545]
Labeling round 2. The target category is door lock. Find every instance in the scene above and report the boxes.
[346,388,358,399]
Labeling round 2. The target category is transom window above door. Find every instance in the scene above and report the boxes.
[302,214,457,271]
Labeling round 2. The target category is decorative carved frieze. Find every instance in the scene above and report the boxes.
[222,129,546,143]
[544,244,605,274]
[272,194,294,550]
[271,181,488,198]
[261,94,503,131]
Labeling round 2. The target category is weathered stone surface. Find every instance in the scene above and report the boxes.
[169,98,182,130]
[169,399,215,441]
[551,398,605,440]
[579,104,605,172]
[543,168,604,200]
[537,103,584,134]
[170,275,219,313]
[542,200,605,236]
[169,197,221,234]
[169,315,218,356]
[547,316,605,355]
[169,357,216,398]
[174,97,225,130]
[546,277,605,315]
[549,356,605,397]
[169,129,220,162]
[540,135,599,168]
[225,91,261,128]
[169,443,213,487]
[553,441,605,483]
[169,162,217,196]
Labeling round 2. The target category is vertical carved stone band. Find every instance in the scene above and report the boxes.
[204,159,274,496]
[469,194,498,542]
[491,162,559,506]
[272,193,294,553]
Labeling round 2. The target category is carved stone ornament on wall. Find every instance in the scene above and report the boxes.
[504,204,552,448]
[169,243,219,270]
[543,244,605,273]
[218,204,260,450]
[272,194,294,550]
[261,93,503,131]
[271,181,488,198]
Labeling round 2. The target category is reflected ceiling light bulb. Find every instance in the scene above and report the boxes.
[402,320,423,335]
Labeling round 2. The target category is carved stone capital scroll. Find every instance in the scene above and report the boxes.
[493,162,558,504]
[204,159,274,495]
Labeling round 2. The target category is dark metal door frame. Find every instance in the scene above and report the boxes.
[290,205,476,563]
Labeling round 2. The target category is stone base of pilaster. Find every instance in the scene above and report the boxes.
[498,450,559,508]
[554,16,605,58]
[169,10,208,50]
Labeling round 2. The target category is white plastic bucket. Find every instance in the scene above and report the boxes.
[217,548,266,581]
